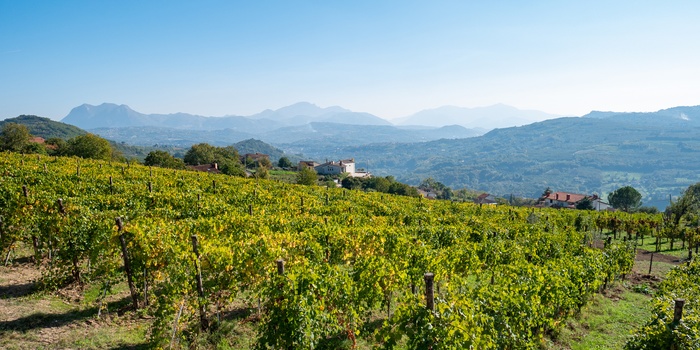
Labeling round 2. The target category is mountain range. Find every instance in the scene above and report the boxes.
[394,104,562,129]
[61,102,560,132]
[62,102,490,146]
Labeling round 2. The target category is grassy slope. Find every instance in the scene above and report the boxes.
[545,255,678,349]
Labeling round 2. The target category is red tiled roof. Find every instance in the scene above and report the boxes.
[543,191,586,203]
[187,164,221,174]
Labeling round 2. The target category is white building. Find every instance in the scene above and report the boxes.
[315,159,355,175]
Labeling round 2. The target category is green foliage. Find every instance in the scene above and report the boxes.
[66,133,113,160]
[183,143,240,166]
[1,122,31,152]
[418,177,453,200]
[297,166,317,185]
[576,196,594,210]
[218,158,246,177]
[626,260,700,350]
[45,137,68,156]
[144,150,185,169]
[183,143,217,165]
[636,206,659,214]
[0,115,86,139]
[609,186,643,212]
[0,152,651,349]
[233,138,286,162]
[277,156,293,169]
[23,141,48,155]
[341,176,419,197]
[254,165,269,179]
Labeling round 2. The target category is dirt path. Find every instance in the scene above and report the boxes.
[635,248,684,264]
[0,261,148,350]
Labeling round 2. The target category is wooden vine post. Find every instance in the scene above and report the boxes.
[58,199,81,284]
[424,273,434,312]
[276,259,285,275]
[23,186,40,260]
[116,217,139,310]
[648,253,654,275]
[674,299,685,323]
[191,235,209,330]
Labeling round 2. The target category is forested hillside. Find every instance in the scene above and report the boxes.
[291,115,700,209]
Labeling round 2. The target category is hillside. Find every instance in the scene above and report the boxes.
[233,138,288,162]
[0,115,86,139]
[287,112,700,209]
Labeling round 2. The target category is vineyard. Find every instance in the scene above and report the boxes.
[0,152,682,349]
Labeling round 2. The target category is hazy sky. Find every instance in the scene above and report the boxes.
[2,1,700,121]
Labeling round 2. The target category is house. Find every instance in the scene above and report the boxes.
[590,196,613,211]
[298,160,319,170]
[541,191,586,209]
[539,191,612,211]
[28,136,57,150]
[474,193,498,205]
[187,162,221,174]
[417,189,438,199]
[315,159,356,176]
[29,136,46,144]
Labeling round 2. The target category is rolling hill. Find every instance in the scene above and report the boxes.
[286,106,700,209]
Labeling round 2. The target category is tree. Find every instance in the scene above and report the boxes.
[541,187,553,198]
[341,176,363,190]
[608,186,642,212]
[144,150,185,169]
[184,143,218,165]
[297,167,317,186]
[575,197,594,210]
[23,142,47,155]
[278,156,293,169]
[418,177,452,200]
[45,137,68,156]
[1,123,31,152]
[67,133,112,160]
[668,183,700,226]
[219,158,246,177]
[182,143,246,176]
[255,165,269,179]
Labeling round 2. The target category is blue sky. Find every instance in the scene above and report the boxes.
[2,0,700,120]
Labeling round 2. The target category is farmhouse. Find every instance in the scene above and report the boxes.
[315,159,356,175]
[298,160,319,170]
[187,162,221,174]
[475,193,498,205]
[539,191,612,211]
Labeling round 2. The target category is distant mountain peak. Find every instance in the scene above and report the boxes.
[395,104,561,130]
[581,105,700,126]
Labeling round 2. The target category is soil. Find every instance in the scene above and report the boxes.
[0,260,146,350]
